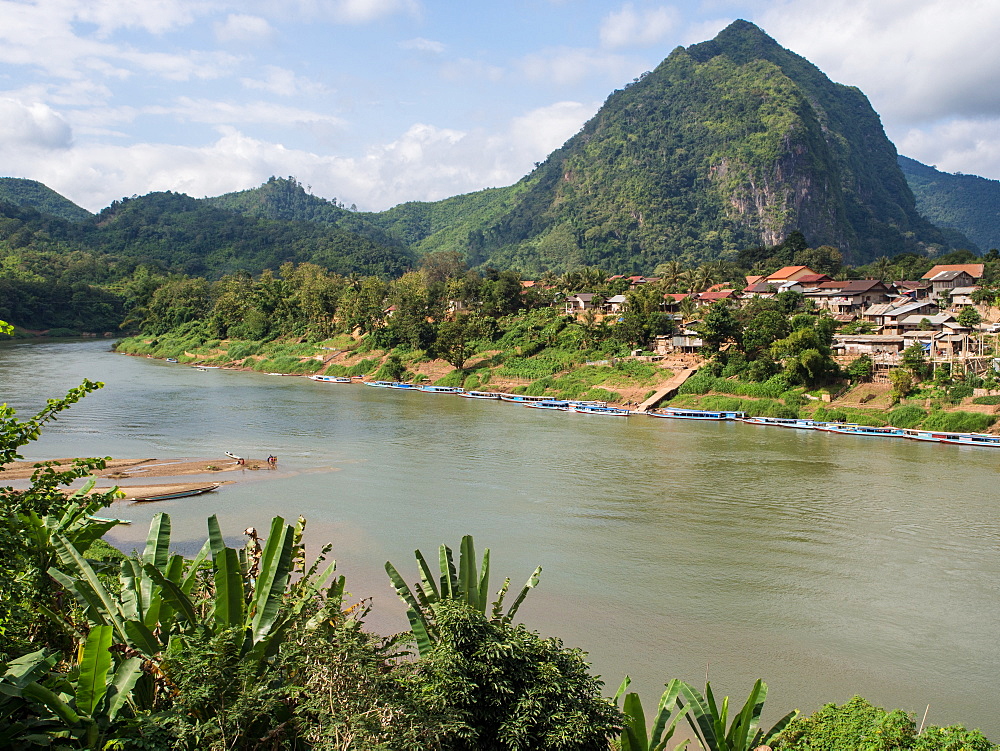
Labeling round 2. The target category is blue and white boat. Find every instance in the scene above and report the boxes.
[310,375,352,383]
[527,400,571,410]
[901,428,947,443]
[743,416,826,430]
[419,385,465,394]
[387,382,419,390]
[821,424,905,438]
[499,394,551,404]
[460,391,502,399]
[570,405,630,416]
[364,380,395,388]
[938,432,1000,448]
[646,407,727,420]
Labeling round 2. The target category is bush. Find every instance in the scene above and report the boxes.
[921,411,996,433]
[410,601,622,751]
[972,395,1000,405]
[888,405,927,429]
[774,696,994,751]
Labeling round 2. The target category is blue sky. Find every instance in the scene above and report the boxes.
[1,0,998,213]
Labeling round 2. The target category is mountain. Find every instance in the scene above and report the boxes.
[204,176,408,251]
[382,20,951,273]
[899,155,1000,252]
[0,178,92,223]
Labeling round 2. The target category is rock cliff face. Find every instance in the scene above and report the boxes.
[413,20,951,273]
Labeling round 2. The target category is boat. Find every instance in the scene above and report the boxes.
[938,432,1000,447]
[387,382,419,390]
[743,416,826,429]
[88,515,132,525]
[568,400,608,408]
[527,400,571,410]
[900,429,946,442]
[460,391,503,399]
[419,385,465,394]
[821,424,906,438]
[498,394,551,404]
[309,375,352,383]
[364,380,395,387]
[165,358,178,363]
[570,405,630,416]
[645,408,727,420]
[131,484,221,503]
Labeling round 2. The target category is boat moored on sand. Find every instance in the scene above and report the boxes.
[309,375,352,383]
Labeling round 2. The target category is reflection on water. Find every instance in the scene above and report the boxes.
[2,339,1000,734]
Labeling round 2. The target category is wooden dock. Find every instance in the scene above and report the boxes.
[637,368,696,411]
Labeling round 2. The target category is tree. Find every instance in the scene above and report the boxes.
[697,302,741,354]
[434,315,486,370]
[847,354,873,382]
[410,601,622,751]
[889,368,914,401]
[957,305,983,328]
[902,343,928,378]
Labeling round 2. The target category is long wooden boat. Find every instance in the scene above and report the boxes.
[460,391,502,399]
[900,429,947,442]
[131,484,220,503]
[364,380,395,388]
[938,432,1000,447]
[309,375,352,383]
[527,400,571,410]
[419,386,465,394]
[498,394,551,403]
[570,405,630,416]
[387,382,419,390]
[646,408,726,420]
[821,424,906,438]
[743,416,827,430]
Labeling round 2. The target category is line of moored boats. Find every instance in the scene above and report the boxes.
[306,375,1000,447]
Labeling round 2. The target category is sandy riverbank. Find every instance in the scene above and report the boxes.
[0,456,276,481]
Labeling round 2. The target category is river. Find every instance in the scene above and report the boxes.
[2,338,999,735]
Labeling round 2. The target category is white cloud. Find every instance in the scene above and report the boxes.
[399,37,445,54]
[215,14,274,43]
[0,97,595,213]
[241,66,327,97]
[896,118,1000,182]
[0,98,73,149]
[518,47,637,86]
[148,97,345,128]
[439,58,505,84]
[330,0,420,24]
[600,3,679,49]
[758,0,1000,125]
[74,0,196,35]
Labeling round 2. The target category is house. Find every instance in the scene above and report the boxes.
[655,326,704,354]
[892,280,932,301]
[818,279,892,315]
[763,265,821,284]
[862,300,937,331]
[605,294,628,313]
[833,334,906,356]
[697,289,739,304]
[929,270,976,298]
[921,264,984,281]
[565,293,599,314]
[742,280,803,298]
[947,286,978,308]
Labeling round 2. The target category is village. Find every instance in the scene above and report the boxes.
[550,262,998,384]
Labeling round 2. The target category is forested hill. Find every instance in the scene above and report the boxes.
[386,20,950,274]
[204,176,408,252]
[0,178,92,223]
[899,156,1000,253]
[0,190,415,281]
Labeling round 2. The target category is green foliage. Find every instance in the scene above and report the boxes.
[957,306,983,328]
[614,676,688,751]
[676,678,797,751]
[847,354,873,382]
[385,535,541,657]
[409,600,622,750]
[890,369,914,402]
[774,696,995,751]
[888,405,928,429]
[920,411,996,433]
[972,395,1000,405]
[0,178,93,222]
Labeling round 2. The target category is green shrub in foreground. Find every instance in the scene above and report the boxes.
[774,696,994,751]
[921,411,996,433]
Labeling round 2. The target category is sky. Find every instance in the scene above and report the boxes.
[1,0,998,214]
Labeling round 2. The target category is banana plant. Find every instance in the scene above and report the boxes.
[613,676,689,751]
[0,625,142,749]
[385,534,541,656]
[675,679,797,751]
[49,512,342,667]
